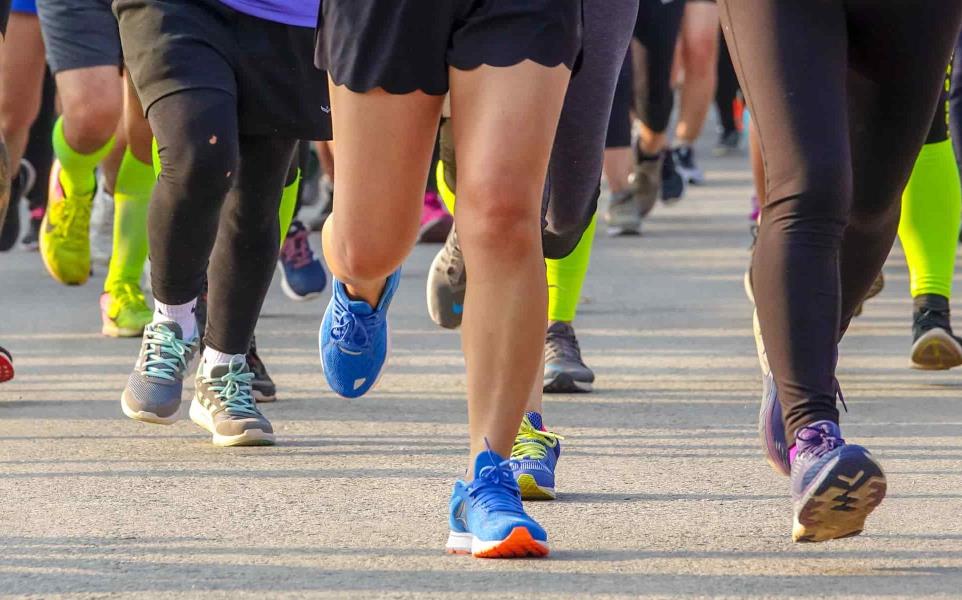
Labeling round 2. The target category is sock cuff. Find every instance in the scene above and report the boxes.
[52,116,116,170]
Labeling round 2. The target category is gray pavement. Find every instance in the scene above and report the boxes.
[2,146,962,599]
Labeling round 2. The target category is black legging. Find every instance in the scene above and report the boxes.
[950,30,962,170]
[632,0,685,134]
[720,0,962,441]
[714,31,739,136]
[148,88,297,354]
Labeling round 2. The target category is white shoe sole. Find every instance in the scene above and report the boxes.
[911,328,962,371]
[121,392,181,425]
[188,399,275,447]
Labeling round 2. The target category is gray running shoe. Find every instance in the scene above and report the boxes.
[605,188,642,236]
[426,226,466,329]
[89,177,114,267]
[122,321,199,425]
[543,321,594,393]
[634,153,663,216]
[190,355,275,447]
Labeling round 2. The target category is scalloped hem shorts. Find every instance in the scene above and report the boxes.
[315,0,584,96]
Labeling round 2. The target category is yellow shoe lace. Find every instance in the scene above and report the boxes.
[510,416,563,461]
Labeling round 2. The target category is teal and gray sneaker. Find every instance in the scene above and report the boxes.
[121,321,198,424]
[189,355,275,447]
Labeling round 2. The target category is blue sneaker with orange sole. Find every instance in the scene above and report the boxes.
[446,447,549,558]
[319,269,400,398]
[510,412,563,500]
[790,421,887,543]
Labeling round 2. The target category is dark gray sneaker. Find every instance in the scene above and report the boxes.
[189,355,275,447]
[426,226,466,329]
[543,321,594,393]
[122,321,199,425]
[246,335,277,403]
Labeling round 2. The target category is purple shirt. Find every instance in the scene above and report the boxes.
[219,0,317,28]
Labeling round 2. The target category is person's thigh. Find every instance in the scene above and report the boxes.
[0,13,45,160]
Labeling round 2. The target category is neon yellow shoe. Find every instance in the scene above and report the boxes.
[100,282,153,338]
[40,161,93,285]
[510,412,563,501]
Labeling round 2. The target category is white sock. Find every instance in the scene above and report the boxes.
[202,348,244,377]
[153,299,198,340]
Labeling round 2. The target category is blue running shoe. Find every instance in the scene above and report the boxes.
[510,412,563,500]
[446,447,549,558]
[319,269,400,398]
[790,421,887,543]
[279,220,327,301]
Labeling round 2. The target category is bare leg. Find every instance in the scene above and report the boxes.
[675,1,719,145]
[0,13,45,170]
[449,62,571,464]
[604,147,634,194]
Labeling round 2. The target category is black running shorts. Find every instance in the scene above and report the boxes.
[115,0,331,140]
[1,0,11,36]
[315,0,583,96]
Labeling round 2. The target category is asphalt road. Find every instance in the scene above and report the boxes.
[2,144,962,599]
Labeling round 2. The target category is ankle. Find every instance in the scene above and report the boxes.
[153,298,198,340]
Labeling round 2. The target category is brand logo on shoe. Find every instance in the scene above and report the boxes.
[453,499,468,529]
[452,303,463,315]
[353,378,366,390]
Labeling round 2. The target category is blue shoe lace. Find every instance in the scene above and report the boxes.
[200,360,258,417]
[331,308,380,354]
[143,326,194,381]
[468,447,525,516]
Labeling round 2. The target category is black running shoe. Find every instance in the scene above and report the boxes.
[911,295,962,370]
[660,149,686,204]
[20,208,43,251]
[672,145,705,185]
[543,321,594,393]
[713,129,743,156]
[853,273,884,318]
[246,335,277,403]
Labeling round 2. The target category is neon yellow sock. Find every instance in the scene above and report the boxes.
[151,137,161,179]
[547,214,597,322]
[898,139,961,299]
[278,169,300,245]
[436,160,456,214]
[105,149,154,291]
[52,116,114,198]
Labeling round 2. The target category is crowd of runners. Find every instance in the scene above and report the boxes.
[2,0,962,558]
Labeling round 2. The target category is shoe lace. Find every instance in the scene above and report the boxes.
[468,444,525,515]
[331,309,379,353]
[143,327,195,381]
[545,324,582,364]
[797,425,846,458]
[511,417,563,461]
[202,361,258,417]
[281,228,314,269]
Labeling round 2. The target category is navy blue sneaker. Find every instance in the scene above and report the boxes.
[279,220,327,301]
[319,269,400,398]
[510,412,563,500]
[790,421,887,543]
[446,447,549,558]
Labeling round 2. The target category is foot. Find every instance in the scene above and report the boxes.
[190,355,275,446]
[713,129,743,156]
[543,321,594,393]
[20,208,44,251]
[121,321,199,425]
[634,149,664,216]
[510,412,563,500]
[672,145,705,185]
[426,227,466,329]
[446,448,549,558]
[40,161,93,285]
[605,188,642,236]
[279,220,327,301]
[89,179,114,267]
[319,269,400,398]
[0,345,14,383]
[791,421,887,543]
[100,282,153,338]
[417,191,453,244]
[910,295,962,370]
[246,336,277,403]
[660,149,686,204]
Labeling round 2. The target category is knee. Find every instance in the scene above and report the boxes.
[457,177,543,256]
[683,40,717,78]
[158,133,238,200]
[0,95,41,141]
[60,96,122,150]
[767,161,852,231]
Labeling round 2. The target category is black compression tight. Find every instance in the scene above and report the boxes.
[720,0,962,441]
[147,88,297,354]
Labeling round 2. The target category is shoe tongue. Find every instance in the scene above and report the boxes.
[526,411,545,431]
[208,355,247,378]
[473,449,508,479]
[155,320,183,339]
[347,300,375,316]
[546,321,572,336]
[796,420,841,450]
